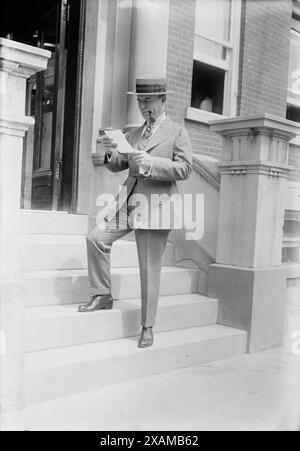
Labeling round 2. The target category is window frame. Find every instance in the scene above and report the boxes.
[288,21,300,145]
[187,0,242,124]
[288,28,300,108]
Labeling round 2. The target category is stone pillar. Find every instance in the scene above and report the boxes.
[0,38,50,430]
[207,115,299,353]
[126,0,170,128]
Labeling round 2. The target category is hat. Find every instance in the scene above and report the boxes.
[127,78,172,95]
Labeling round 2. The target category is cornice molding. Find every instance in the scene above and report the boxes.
[209,114,300,140]
[0,38,51,78]
[218,161,292,178]
[0,116,34,137]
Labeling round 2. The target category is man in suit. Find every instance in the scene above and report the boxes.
[78,78,193,348]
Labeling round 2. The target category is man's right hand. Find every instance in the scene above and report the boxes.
[97,135,118,156]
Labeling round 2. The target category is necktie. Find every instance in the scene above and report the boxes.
[143,117,155,140]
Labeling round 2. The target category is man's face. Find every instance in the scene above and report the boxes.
[137,95,165,121]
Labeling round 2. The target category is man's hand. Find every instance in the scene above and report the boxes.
[97,135,118,156]
[131,150,153,174]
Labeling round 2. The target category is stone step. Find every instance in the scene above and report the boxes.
[25,325,247,405]
[25,294,218,352]
[21,266,200,307]
[17,235,175,271]
[19,210,88,235]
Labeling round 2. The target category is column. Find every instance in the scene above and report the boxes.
[126,0,170,128]
[0,38,50,430]
[207,115,299,353]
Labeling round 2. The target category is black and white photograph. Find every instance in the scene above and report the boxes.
[0,0,300,433]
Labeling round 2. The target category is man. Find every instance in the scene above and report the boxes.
[78,78,193,348]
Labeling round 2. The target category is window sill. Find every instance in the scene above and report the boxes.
[185,107,227,125]
[290,134,300,146]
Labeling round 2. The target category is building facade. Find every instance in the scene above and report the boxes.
[0,1,298,208]
[1,0,300,427]
[0,0,298,217]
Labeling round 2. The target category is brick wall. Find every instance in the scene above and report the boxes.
[184,122,222,159]
[166,0,298,175]
[237,0,300,183]
[237,0,292,117]
[166,0,222,159]
[166,0,195,124]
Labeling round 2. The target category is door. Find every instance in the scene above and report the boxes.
[29,0,68,211]
[14,0,86,212]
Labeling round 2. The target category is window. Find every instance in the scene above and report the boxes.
[287,104,300,123]
[292,0,300,20]
[189,0,241,121]
[191,61,224,114]
[287,18,300,123]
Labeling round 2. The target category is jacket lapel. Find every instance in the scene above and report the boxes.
[127,116,176,152]
[144,115,176,152]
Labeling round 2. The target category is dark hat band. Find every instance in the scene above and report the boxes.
[136,83,167,94]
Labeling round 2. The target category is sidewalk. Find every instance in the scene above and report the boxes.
[23,287,300,431]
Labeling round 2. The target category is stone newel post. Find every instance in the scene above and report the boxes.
[207,115,299,352]
[0,38,50,429]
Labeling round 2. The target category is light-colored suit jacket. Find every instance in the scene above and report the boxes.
[104,115,193,229]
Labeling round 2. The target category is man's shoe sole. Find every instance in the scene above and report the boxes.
[137,341,153,348]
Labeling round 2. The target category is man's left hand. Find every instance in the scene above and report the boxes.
[131,151,153,174]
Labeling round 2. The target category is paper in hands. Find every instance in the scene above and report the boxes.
[104,129,147,176]
[104,129,135,154]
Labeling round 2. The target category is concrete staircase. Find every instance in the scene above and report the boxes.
[19,211,247,405]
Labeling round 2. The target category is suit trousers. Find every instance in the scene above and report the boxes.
[86,203,170,327]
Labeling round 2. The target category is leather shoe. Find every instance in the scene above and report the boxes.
[78,294,113,312]
[138,326,153,348]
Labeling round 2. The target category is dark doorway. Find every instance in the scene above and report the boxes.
[1,0,86,212]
